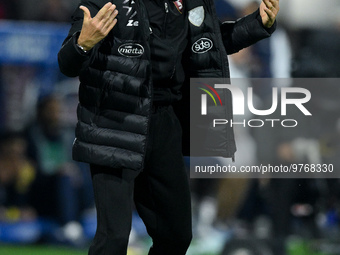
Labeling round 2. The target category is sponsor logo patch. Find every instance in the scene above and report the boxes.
[192,38,213,54]
[173,0,183,14]
[118,43,144,58]
[189,6,204,27]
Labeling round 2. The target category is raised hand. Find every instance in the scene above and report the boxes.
[77,2,118,51]
[260,0,279,28]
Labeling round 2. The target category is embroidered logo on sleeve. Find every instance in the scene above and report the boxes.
[123,0,139,27]
[188,6,204,27]
[173,0,183,14]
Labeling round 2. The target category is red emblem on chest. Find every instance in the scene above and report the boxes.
[173,0,183,13]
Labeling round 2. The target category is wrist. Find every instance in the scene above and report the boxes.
[77,38,92,52]
[256,11,276,34]
[76,42,89,54]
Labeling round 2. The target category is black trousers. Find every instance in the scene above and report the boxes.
[88,106,192,255]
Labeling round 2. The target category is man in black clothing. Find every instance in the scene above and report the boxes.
[58,0,279,254]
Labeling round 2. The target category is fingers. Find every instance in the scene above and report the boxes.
[103,9,118,30]
[263,0,273,10]
[77,2,118,50]
[260,0,279,28]
[102,6,118,27]
[271,0,279,9]
[263,7,275,22]
[103,4,117,20]
[79,5,91,20]
[105,18,118,34]
[80,3,118,24]
[263,0,279,14]
[95,2,118,31]
[96,2,116,20]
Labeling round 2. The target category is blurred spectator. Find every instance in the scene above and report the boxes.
[11,0,41,21]
[0,132,37,222]
[227,0,340,29]
[227,0,292,80]
[25,95,93,241]
[214,0,237,21]
[0,0,19,20]
[0,65,39,132]
[15,0,76,22]
[278,0,340,29]
[38,0,72,23]
[292,28,340,78]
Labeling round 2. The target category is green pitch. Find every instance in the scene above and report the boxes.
[0,245,148,255]
[0,245,87,255]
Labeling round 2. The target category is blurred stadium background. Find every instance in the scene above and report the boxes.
[1,0,340,254]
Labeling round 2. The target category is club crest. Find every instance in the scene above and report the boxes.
[188,6,204,27]
[173,0,183,14]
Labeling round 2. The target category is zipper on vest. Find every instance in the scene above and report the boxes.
[162,1,169,38]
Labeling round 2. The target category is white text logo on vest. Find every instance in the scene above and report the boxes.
[192,38,213,54]
[118,43,144,58]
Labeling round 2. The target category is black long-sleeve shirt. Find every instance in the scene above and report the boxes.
[143,0,188,104]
